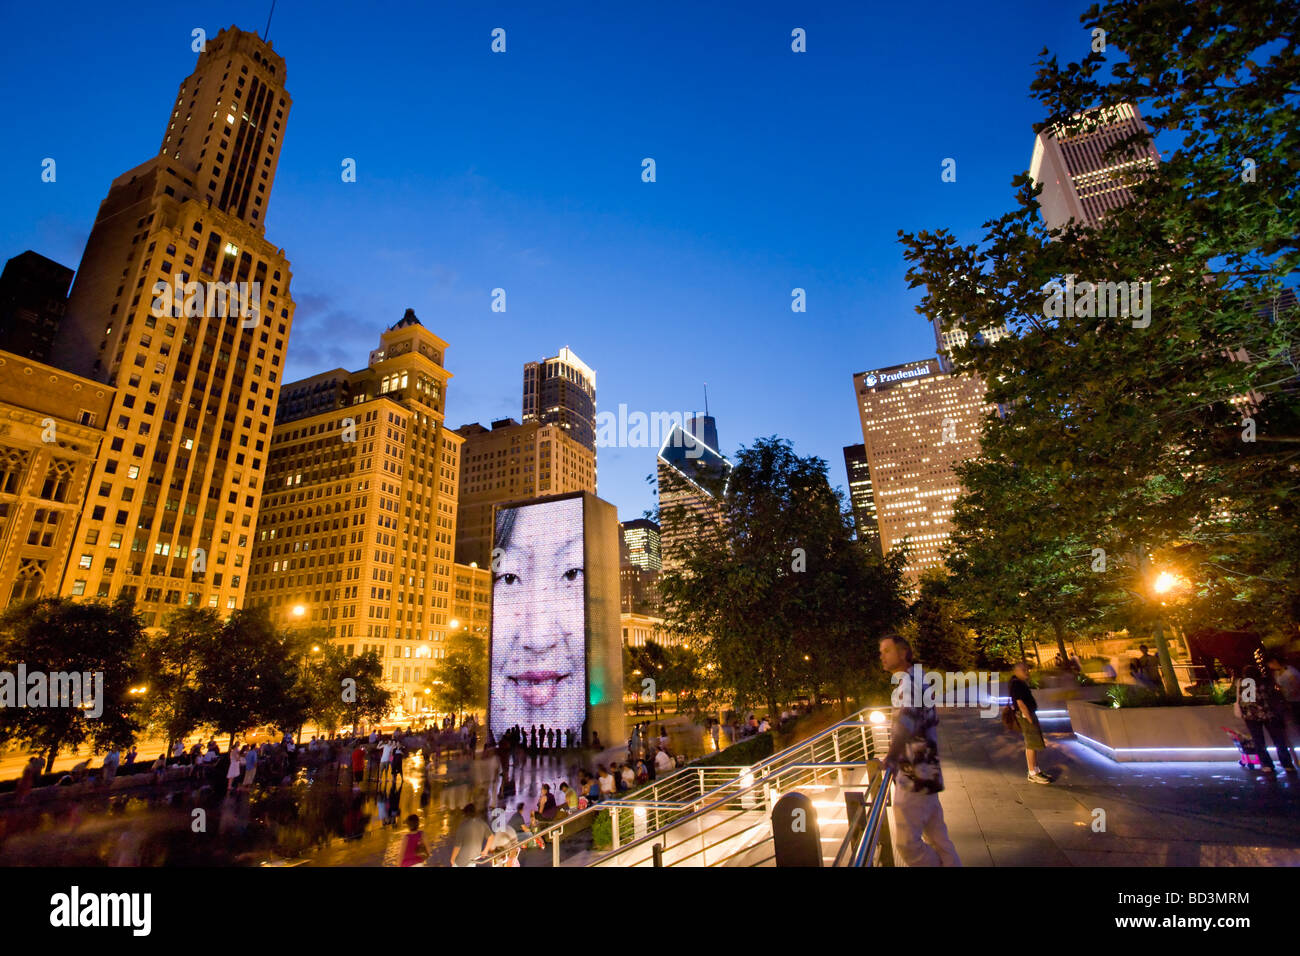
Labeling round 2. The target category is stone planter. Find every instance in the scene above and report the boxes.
[1066,699,1241,762]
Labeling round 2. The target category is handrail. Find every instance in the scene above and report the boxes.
[583,707,890,866]
[475,764,746,865]
[852,765,894,867]
[831,801,868,868]
[589,759,872,867]
[479,704,891,866]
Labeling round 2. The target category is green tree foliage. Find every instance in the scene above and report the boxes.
[141,607,223,754]
[0,597,144,770]
[900,0,1300,682]
[303,643,391,734]
[900,570,977,673]
[193,606,309,746]
[659,436,910,717]
[428,633,486,720]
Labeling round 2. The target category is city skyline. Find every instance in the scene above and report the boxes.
[0,0,1119,523]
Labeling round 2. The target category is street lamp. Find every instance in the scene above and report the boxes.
[291,604,306,619]
[1142,563,1186,696]
[1152,571,1179,595]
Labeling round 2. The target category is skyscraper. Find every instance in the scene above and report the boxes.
[619,518,662,617]
[246,309,462,717]
[841,444,880,556]
[656,419,730,573]
[1029,102,1159,231]
[620,518,661,572]
[49,27,295,625]
[452,416,595,568]
[853,359,995,585]
[0,251,74,363]
[522,347,597,452]
[930,310,1010,374]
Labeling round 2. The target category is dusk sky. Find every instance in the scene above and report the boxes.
[0,0,1097,523]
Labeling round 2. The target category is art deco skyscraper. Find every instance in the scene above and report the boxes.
[50,27,295,625]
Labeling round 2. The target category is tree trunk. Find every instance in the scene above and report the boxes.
[1051,619,1069,664]
[1152,619,1182,697]
[45,747,57,773]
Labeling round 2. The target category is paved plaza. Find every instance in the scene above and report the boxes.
[935,708,1300,867]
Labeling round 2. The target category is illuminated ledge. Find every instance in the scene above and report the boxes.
[1066,699,1243,763]
[1073,732,1240,764]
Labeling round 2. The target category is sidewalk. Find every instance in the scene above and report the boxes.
[934,708,1300,866]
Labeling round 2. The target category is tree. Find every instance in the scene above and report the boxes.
[0,597,144,771]
[428,633,486,721]
[900,0,1300,689]
[945,451,1120,663]
[303,644,391,735]
[901,570,977,673]
[659,436,911,718]
[141,607,223,756]
[194,606,308,747]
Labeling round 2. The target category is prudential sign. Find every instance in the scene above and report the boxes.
[864,364,930,388]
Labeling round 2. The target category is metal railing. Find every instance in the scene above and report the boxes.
[833,760,894,867]
[588,707,892,867]
[478,706,892,867]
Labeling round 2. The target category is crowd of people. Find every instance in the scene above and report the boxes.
[440,722,700,867]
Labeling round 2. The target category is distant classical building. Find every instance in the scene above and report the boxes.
[841,443,880,556]
[452,417,595,568]
[1029,102,1159,231]
[246,309,461,718]
[0,252,74,363]
[621,611,674,648]
[0,353,114,607]
[853,359,996,585]
[522,347,597,452]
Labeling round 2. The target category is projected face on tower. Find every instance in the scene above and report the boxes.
[490,497,586,741]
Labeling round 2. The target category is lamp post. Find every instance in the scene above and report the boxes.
[1145,562,1186,697]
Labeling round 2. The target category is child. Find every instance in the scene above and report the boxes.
[399,814,430,867]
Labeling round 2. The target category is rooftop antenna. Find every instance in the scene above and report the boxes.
[703,383,709,418]
[263,0,277,42]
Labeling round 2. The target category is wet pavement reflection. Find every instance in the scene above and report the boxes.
[0,721,710,867]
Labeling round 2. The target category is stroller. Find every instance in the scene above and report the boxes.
[1222,727,1261,768]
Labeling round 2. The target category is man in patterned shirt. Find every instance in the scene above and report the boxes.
[879,633,961,866]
